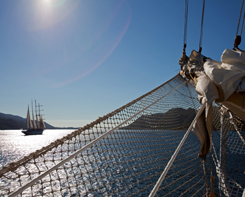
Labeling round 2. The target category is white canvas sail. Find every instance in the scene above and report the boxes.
[22,100,45,135]
[39,115,45,129]
[32,100,36,129]
[32,113,36,129]
[26,106,33,129]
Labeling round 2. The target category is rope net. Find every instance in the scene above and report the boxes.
[0,74,244,196]
[211,104,245,197]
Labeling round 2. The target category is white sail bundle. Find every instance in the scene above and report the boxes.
[26,106,33,130]
[32,112,36,129]
[39,115,45,129]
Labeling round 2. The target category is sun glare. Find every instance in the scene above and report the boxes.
[42,0,67,8]
[43,0,52,5]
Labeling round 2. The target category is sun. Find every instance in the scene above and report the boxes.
[42,0,67,8]
[43,0,51,4]
[42,0,53,7]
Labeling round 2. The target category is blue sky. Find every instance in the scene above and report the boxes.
[1,0,245,127]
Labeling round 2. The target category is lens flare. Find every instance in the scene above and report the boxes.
[43,0,67,7]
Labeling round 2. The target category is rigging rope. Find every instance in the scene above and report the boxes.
[234,0,244,49]
[183,0,189,51]
[179,0,189,69]
[236,0,244,38]
[240,12,245,36]
[199,0,205,53]
[202,159,209,197]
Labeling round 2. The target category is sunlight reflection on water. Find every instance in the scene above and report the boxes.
[0,129,75,169]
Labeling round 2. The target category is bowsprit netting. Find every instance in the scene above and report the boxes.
[211,105,245,197]
[0,74,244,197]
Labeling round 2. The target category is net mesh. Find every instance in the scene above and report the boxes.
[211,104,245,197]
[0,74,244,196]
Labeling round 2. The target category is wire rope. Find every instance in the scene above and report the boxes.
[199,0,205,52]
[234,0,244,49]
[183,0,189,50]
[236,0,244,38]
[240,12,245,36]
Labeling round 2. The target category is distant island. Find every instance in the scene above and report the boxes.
[0,108,197,130]
[0,112,79,130]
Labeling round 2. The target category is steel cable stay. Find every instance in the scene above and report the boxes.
[240,12,245,36]
[199,0,205,53]
[179,0,189,71]
[179,0,207,71]
[182,0,206,53]
[183,0,189,52]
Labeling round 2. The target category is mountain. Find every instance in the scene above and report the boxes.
[0,108,197,130]
[123,108,196,130]
[0,112,54,130]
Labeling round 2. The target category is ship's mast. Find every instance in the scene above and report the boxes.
[38,103,44,119]
[32,99,36,129]
[26,105,33,129]
[38,103,45,129]
[38,103,42,117]
[35,100,40,129]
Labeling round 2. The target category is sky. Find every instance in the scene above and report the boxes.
[1,0,245,127]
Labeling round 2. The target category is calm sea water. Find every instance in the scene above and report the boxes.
[0,129,75,169]
[0,129,190,196]
[0,129,231,196]
[0,129,243,196]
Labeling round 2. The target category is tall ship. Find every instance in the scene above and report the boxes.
[22,100,46,135]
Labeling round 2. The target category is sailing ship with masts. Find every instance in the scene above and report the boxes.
[22,100,46,135]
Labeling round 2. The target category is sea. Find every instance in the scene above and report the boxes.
[0,129,75,169]
[0,129,197,196]
[1,129,243,196]
[0,129,208,196]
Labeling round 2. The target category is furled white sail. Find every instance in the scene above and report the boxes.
[39,115,46,129]
[26,106,33,129]
[32,113,36,129]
